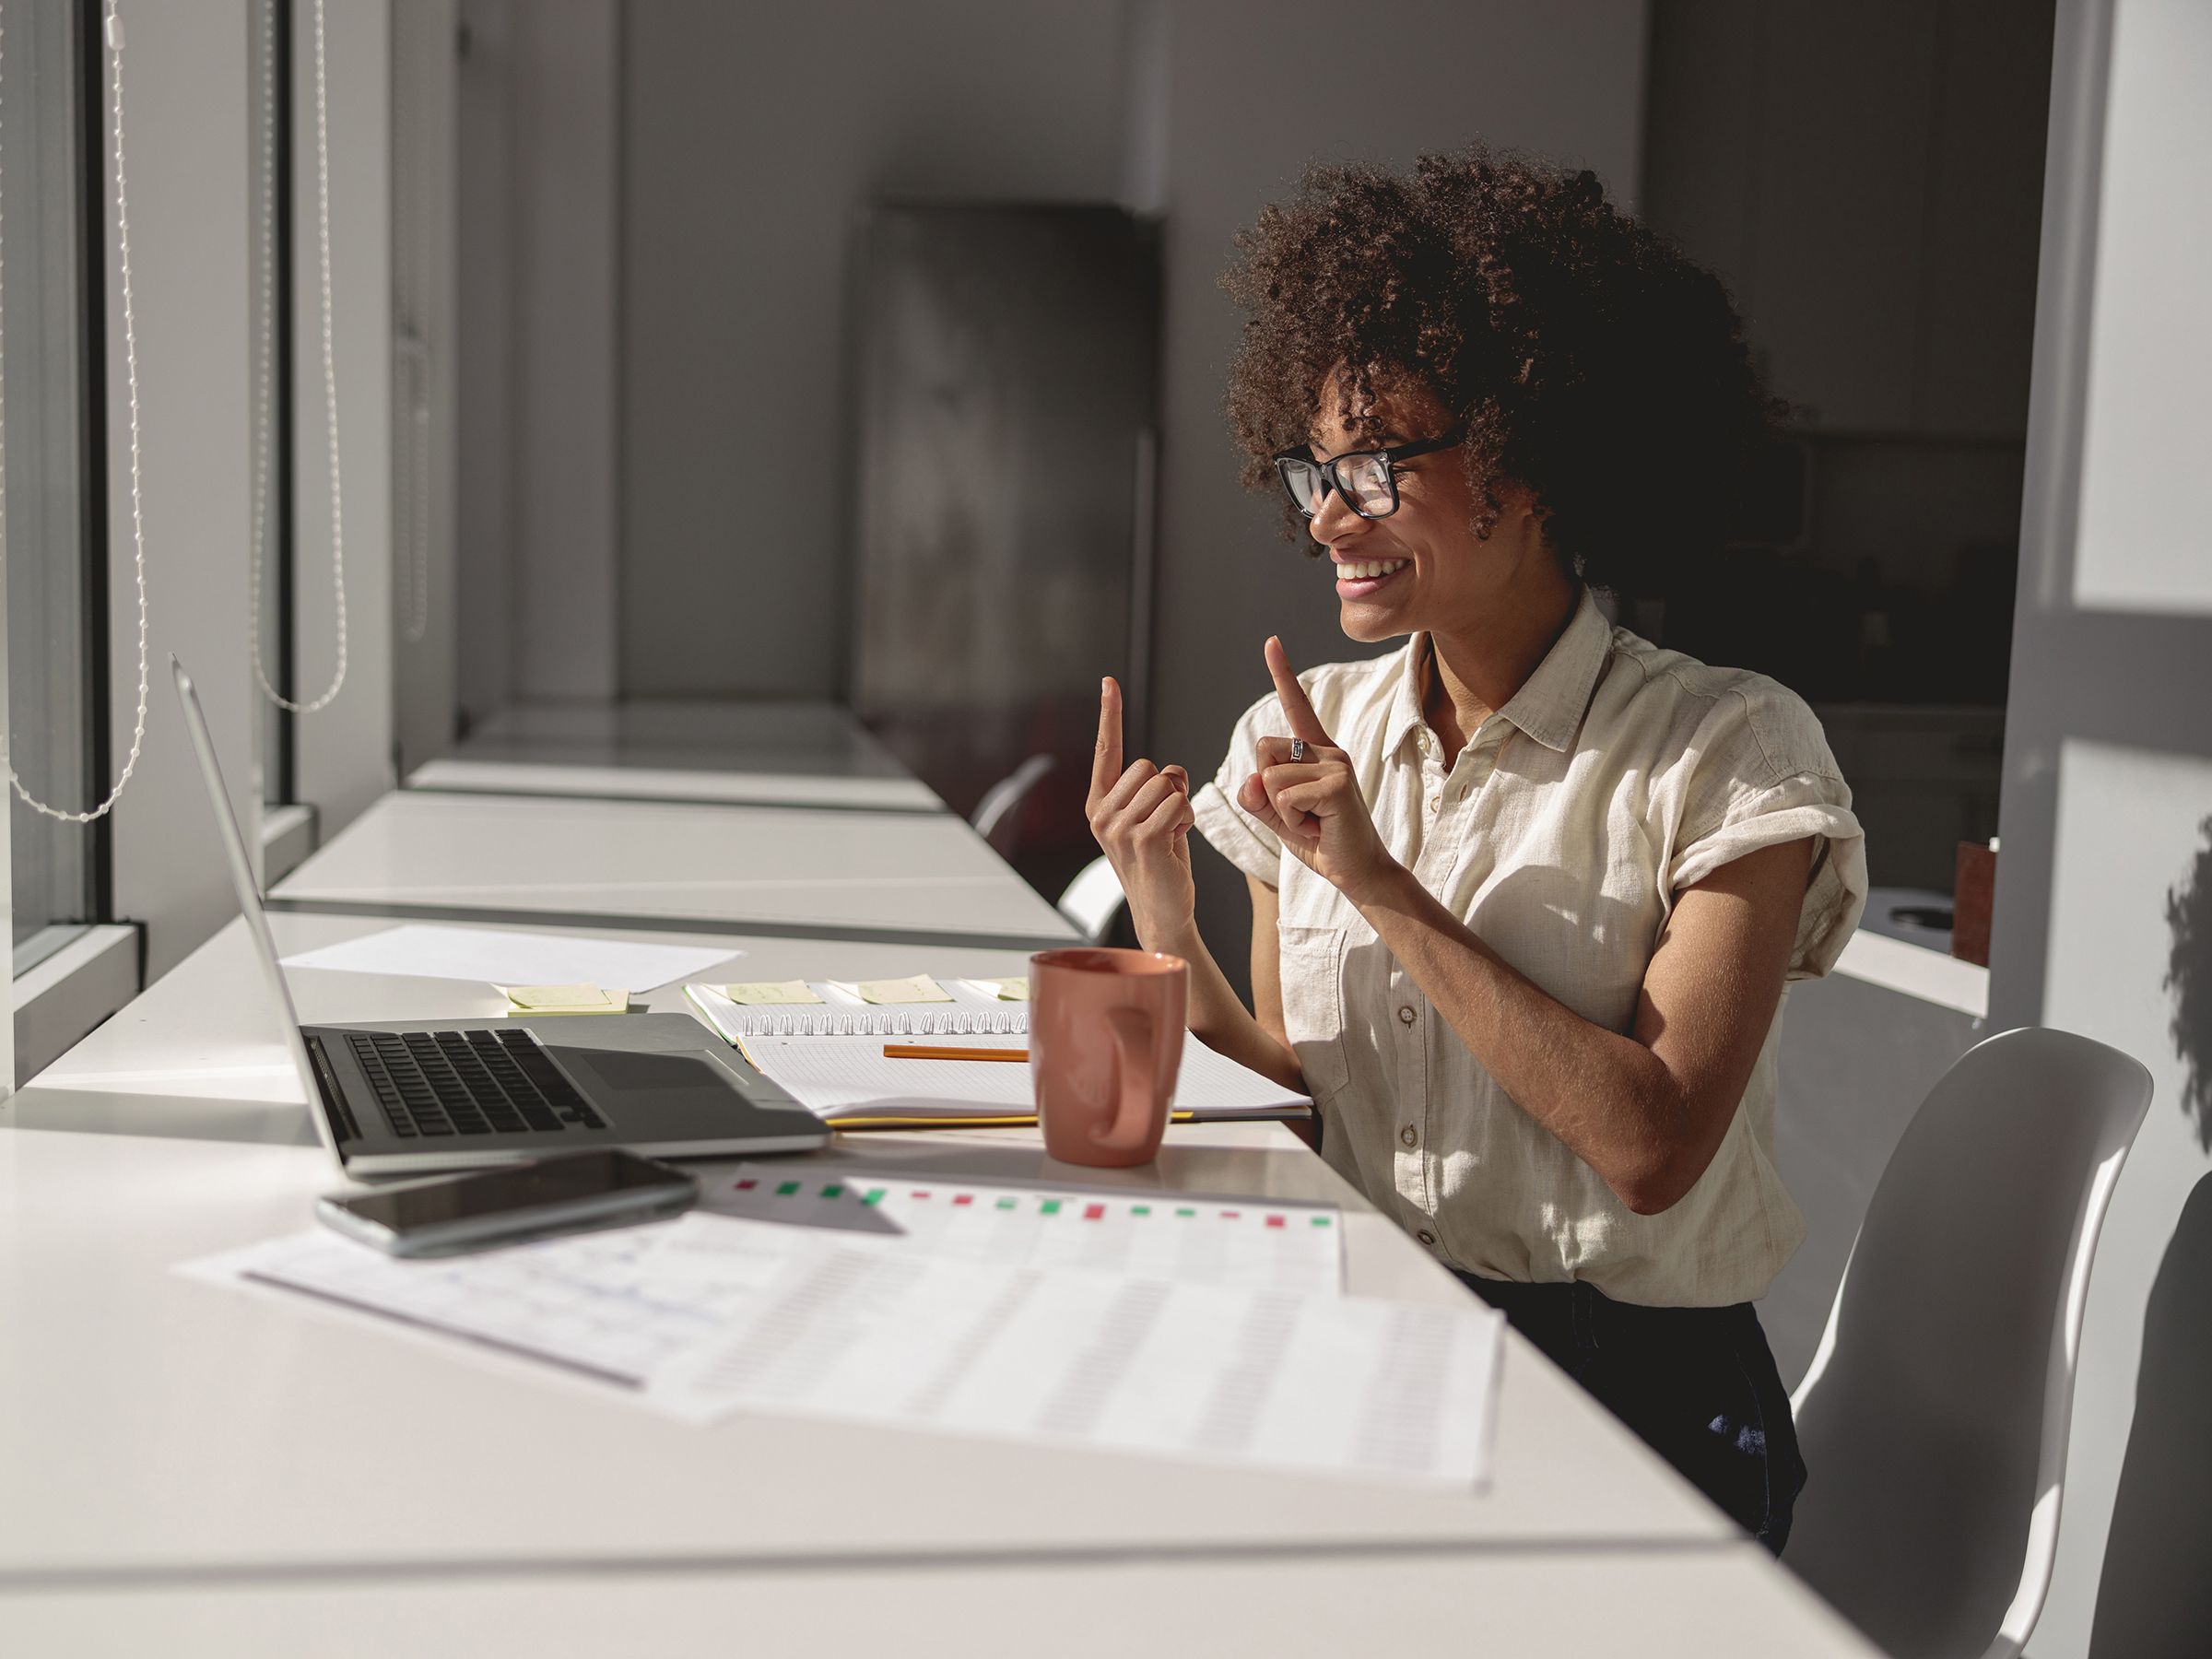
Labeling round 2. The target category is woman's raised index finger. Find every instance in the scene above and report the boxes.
[1092,676,1124,802]
[1264,637,1332,746]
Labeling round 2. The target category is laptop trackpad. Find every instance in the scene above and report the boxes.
[548,1047,748,1115]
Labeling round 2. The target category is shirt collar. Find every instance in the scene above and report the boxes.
[1387,586,1613,759]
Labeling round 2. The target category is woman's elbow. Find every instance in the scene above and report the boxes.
[1608,1142,1719,1218]
[1615,1173,1688,1218]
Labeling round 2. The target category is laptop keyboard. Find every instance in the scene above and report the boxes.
[345,1029,609,1139]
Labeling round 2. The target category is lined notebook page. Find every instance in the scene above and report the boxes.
[740,1032,1308,1121]
[689,982,1027,1037]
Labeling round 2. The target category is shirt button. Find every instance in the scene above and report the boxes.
[1427,794,1441,813]
[1417,1230,1437,1247]
[1398,1006,1417,1026]
[1400,1124,1418,1147]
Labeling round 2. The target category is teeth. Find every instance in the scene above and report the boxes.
[1336,559,1407,582]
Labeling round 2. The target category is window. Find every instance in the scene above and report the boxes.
[2,0,105,976]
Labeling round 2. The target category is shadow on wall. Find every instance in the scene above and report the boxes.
[2088,819,2212,1657]
[2088,1173,2212,1656]
[2164,815,2212,1149]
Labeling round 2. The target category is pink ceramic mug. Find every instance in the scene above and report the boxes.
[1029,947,1188,1168]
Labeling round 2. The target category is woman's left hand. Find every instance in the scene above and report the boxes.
[1238,637,1403,904]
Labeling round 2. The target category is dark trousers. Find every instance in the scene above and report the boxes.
[1456,1273,1806,1554]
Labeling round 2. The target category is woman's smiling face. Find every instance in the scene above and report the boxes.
[1303,376,1547,644]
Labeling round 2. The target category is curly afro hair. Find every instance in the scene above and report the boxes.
[1222,145,1783,595]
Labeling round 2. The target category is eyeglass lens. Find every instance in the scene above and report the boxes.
[1277,453,1396,518]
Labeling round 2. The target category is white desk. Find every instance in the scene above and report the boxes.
[270,792,1076,949]
[462,698,908,766]
[0,890,1877,1654]
[0,1544,1878,1656]
[416,700,944,814]
[0,914,1751,1575]
[406,756,947,814]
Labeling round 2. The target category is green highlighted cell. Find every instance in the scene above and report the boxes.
[1131,1205,1150,1217]
[1175,1206,1196,1218]
[1312,1215,1333,1227]
[862,1188,887,1206]
[1040,1199,1063,1216]
[995,1196,1018,1210]
[819,1183,843,1199]
[775,1181,802,1196]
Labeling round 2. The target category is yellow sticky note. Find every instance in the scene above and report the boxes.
[724,980,825,1006]
[500,982,627,1014]
[852,974,953,1005]
[978,976,1030,1001]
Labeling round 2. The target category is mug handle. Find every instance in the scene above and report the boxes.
[1096,1005,1160,1152]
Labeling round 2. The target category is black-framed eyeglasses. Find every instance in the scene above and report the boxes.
[1272,425,1467,521]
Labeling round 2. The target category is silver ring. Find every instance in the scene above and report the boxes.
[1288,739,1308,763]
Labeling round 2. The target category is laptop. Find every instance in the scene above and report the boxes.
[172,656,831,1176]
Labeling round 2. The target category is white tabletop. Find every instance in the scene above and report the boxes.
[0,1544,1879,1656]
[0,911,1747,1592]
[406,756,947,813]
[462,698,905,762]
[418,700,946,813]
[269,791,1077,948]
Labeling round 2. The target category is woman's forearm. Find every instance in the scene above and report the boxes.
[1353,865,1686,1207]
[1144,917,1307,1094]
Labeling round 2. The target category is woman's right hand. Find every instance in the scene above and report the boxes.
[1086,676,1195,948]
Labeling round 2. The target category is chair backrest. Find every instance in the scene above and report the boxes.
[1785,1027,2152,1659]
[971,753,1056,853]
[1056,854,1126,945]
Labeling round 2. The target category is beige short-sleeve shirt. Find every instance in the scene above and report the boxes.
[1190,588,1867,1307]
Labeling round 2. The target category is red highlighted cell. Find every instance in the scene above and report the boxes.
[735,1178,759,1191]
[1265,1214,1286,1229]
[1083,1203,1106,1220]
[912,1191,931,1200]
[1220,1210,1241,1220]
[953,1194,974,1206]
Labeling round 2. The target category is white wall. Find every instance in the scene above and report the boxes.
[289,0,393,836]
[617,0,1134,700]
[1987,1,2212,1652]
[1147,0,1651,989]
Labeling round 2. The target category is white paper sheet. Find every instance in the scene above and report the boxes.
[278,924,738,993]
[179,1220,761,1392]
[697,1165,1343,1293]
[641,1225,1503,1488]
[182,1214,1502,1488]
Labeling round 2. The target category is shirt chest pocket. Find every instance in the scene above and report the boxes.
[1275,924,1351,1099]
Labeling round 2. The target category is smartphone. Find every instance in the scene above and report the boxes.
[316,1149,699,1257]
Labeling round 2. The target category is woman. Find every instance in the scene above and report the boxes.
[1086,147,1865,1552]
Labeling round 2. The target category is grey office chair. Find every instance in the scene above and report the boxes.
[1784,1027,2153,1659]
[971,753,1055,855]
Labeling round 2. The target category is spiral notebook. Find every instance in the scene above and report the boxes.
[694,975,1030,1038]
[682,982,1311,1130]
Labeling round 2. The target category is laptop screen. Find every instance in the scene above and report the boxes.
[170,656,340,1159]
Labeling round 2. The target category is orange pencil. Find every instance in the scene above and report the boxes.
[882,1043,1030,1063]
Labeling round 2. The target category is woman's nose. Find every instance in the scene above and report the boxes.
[1309,483,1365,544]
